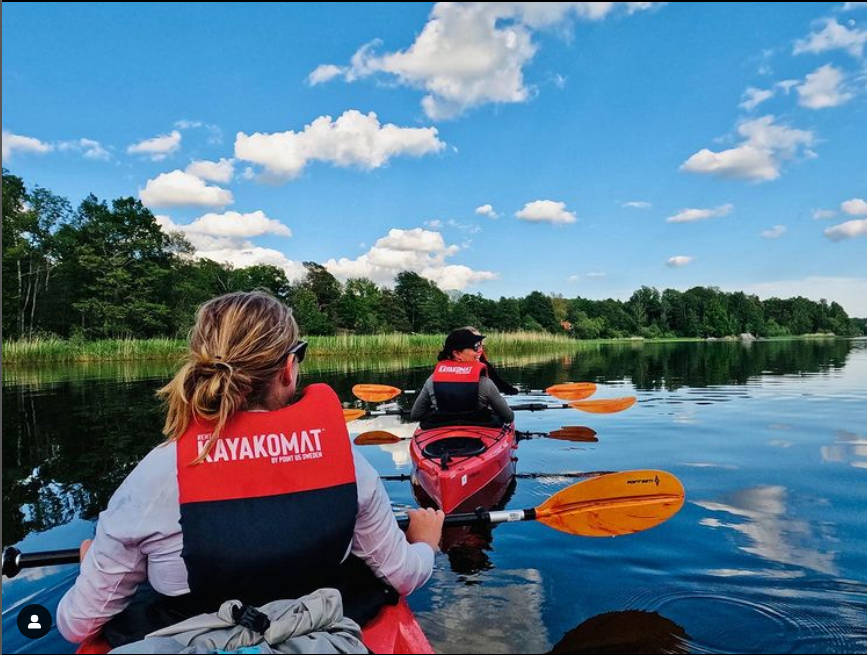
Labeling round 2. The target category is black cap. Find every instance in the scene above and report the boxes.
[438,329,485,360]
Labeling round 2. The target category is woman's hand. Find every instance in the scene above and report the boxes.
[405,507,445,552]
[79,539,93,561]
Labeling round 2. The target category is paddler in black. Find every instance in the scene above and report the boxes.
[410,328,515,428]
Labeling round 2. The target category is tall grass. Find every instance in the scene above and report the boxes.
[3,331,581,365]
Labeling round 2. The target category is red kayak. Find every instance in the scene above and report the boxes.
[410,422,518,513]
[76,598,433,654]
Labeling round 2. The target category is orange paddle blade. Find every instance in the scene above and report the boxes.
[549,426,598,442]
[352,384,403,403]
[535,469,684,537]
[354,430,403,446]
[569,396,636,414]
[343,409,367,422]
[546,382,597,401]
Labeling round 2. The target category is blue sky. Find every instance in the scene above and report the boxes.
[3,2,866,315]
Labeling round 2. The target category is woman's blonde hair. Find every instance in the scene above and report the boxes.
[159,291,299,462]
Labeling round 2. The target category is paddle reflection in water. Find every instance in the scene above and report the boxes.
[548,610,690,654]
[413,477,518,576]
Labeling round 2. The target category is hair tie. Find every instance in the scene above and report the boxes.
[215,360,234,374]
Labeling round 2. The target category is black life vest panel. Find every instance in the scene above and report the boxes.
[432,360,487,413]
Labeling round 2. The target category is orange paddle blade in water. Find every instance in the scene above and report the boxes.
[354,430,402,445]
[343,408,367,422]
[569,397,636,414]
[352,384,403,403]
[545,382,597,401]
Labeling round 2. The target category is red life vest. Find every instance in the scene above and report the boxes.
[176,383,357,608]
[432,360,487,413]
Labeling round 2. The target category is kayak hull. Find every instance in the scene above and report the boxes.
[410,423,517,514]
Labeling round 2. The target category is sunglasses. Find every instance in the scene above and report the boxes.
[285,340,308,364]
[471,342,483,352]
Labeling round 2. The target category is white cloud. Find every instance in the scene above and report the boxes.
[312,2,660,119]
[681,116,814,182]
[761,224,787,239]
[621,200,652,209]
[825,218,867,241]
[797,64,853,109]
[324,227,497,290]
[308,64,345,85]
[740,87,774,111]
[738,277,867,316]
[156,214,305,281]
[423,264,499,290]
[139,170,234,208]
[424,219,444,229]
[843,2,867,9]
[666,203,733,223]
[736,115,814,156]
[812,208,837,220]
[515,199,577,224]
[235,110,445,181]
[57,138,111,160]
[666,256,694,267]
[681,145,779,181]
[776,79,799,94]
[127,130,182,161]
[841,198,867,216]
[586,271,606,278]
[2,130,53,160]
[182,210,291,238]
[186,158,235,183]
[78,138,110,160]
[794,18,867,58]
[475,203,498,218]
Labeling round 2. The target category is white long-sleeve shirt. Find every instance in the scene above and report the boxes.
[56,441,434,644]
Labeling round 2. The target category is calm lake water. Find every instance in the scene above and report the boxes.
[3,339,867,653]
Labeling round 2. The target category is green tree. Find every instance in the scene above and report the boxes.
[301,262,341,322]
[289,286,333,335]
[394,271,450,333]
[54,196,176,337]
[522,291,560,332]
[492,297,522,331]
[337,278,385,333]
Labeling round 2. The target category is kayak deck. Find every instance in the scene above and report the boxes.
[410,423,517,513]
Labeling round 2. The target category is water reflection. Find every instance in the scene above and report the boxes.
[3,339,866,655]
[514,339,854,393]
[821,430,867,469]
[695,485,837,576]
[548,610,690,654]
[419,566,549,654]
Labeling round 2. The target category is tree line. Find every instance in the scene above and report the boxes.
[3,169,863,341]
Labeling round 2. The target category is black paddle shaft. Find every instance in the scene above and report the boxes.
[2,546,80,579]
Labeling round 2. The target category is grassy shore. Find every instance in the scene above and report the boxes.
[2,332,845,365]
[2,332,581,364]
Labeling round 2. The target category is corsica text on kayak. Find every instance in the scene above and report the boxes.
[195,430,325,464]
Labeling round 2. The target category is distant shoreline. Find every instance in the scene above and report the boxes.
[1,332,844,365]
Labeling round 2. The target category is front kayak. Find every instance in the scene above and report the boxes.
[76,598,433,654]
[410,422,517,513]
